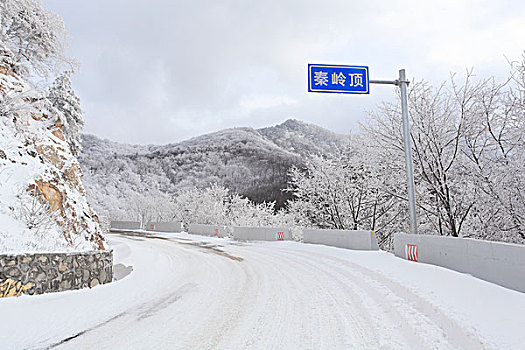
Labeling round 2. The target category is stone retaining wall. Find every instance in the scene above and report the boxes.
[0,250,113,298]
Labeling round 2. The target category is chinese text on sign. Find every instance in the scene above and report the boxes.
[308,64,369,94]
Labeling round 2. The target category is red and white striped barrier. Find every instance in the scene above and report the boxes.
[406,244,418,262]
[276,232,285,241]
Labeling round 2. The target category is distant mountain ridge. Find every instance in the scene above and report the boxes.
[79,119,347,218]
[258,119,346,157]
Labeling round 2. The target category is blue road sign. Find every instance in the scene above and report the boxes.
[308,64,369,94]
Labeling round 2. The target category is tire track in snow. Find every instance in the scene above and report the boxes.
[180,252,258,349]
[50,234,490,349]
[283,247,487,349]
[220,244,379,349]
[55,235,249,349]
[279,249,432,349]
[262,246,399,349]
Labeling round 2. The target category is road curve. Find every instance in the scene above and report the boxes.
[3,232,523,349]
[50,232,492,350]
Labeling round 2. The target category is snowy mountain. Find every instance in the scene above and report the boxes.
[258,119,346,157]
[79,120,347,219]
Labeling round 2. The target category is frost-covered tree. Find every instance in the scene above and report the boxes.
[126,190,174,228]
[48,71,84,155]
[364,57,525,244]
[458,59,525,241]
[169,183,296,231]
[366,79,478,238]
[287,136,406,249]
[0,0,69,77]
[172,184,229,228]
[227,194,282,227]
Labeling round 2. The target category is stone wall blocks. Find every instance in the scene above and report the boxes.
[59,279,71,291]
[47,268,58,280]
[36,272,46,282]
[25,280,36,295]
[99,270,107,282]
[58,261,68,272]
[0,250,113,297]
[6,267,21,278]
[20,263,30,273]
[82,269,90,282]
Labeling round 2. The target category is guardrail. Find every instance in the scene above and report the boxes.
[303,228,379,251]
[109,218,525,293]
[232,226,291,241]
[146,222,182,233]
[110,221,141,230]
[394,233,525,293]
[188,224,228,238]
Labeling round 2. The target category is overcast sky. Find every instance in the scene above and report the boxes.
[44,0,525,145]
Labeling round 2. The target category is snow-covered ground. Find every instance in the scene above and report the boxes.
[1,232,524,349]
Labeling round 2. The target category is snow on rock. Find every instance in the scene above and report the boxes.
[0,58,106,253]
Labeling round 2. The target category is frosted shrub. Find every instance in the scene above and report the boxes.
[14,187,56,238]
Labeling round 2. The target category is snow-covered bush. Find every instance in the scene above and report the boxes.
[13,186,56,238]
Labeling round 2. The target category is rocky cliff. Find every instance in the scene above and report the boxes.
[0,59,106,253]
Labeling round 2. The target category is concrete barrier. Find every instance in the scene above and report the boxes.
[188,224,228,238]
[394,233,525,293]
[232,227,291,241]
[146,222,182,233]
[110,221,141,230]
[303,228,379,251]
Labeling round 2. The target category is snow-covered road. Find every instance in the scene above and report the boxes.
[2,232,525,349]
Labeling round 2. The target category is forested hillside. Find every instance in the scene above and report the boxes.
[79,119,346,219]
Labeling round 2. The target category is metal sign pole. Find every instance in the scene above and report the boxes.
[397,69,418,235]
[370,69,418,234]
[308,64,418,234]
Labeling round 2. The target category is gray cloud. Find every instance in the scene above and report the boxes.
[44,0,525,144]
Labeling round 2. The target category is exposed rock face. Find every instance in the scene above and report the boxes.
[0,53,106,253]
[35,180,62,212]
